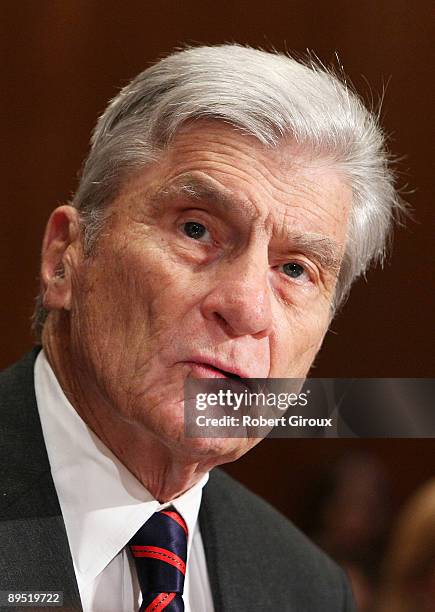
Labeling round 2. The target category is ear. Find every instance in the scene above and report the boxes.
[40,205,82,312]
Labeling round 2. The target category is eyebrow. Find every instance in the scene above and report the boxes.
[281,232,342,276]
[148,172,257,217]
[148,173,343,276]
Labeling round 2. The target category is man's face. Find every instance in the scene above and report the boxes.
[64,121,351,463]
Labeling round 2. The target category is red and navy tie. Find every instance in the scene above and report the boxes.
[129,507,188,612]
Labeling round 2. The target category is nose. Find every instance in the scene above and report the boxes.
[200,254,273,339]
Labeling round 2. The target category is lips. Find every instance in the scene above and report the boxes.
[184,358,248,380]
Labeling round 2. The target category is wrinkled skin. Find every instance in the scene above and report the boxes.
[41,121,351,501]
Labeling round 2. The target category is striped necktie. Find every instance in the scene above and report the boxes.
[128,507,188,612]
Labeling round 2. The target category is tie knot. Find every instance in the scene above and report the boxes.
[129,507,188,603]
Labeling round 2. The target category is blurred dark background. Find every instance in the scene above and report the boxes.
[1,2,434,609]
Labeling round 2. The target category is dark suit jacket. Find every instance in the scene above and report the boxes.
[0,349,355,611]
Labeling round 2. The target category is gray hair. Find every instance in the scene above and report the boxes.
[33,44,404,337]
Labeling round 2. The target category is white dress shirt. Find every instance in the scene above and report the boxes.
[34,350,214,612]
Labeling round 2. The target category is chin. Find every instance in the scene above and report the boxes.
[178,434,257,461]
[150,405,258,465]
[129,387,260,467]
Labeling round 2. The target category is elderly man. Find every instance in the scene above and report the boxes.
[0,45,399,611]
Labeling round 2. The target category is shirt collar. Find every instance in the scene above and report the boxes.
[34,349,208,586]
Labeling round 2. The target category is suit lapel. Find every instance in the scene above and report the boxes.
[0,348,82,611]
[199,469,262,611]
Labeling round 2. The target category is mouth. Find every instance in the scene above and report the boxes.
[184,360,244,380]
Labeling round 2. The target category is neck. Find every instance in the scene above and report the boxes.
[42,316,207,502]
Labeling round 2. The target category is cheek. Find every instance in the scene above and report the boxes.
[68,248,159,385]
[271,304,330,377]
[73,237,202,370]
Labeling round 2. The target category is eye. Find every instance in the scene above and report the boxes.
[181,221,210,241]
[280,262,309,281]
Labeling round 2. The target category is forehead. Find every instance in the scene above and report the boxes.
[115,121,351,245]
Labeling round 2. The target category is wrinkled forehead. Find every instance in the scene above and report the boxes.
[163,118,344,182]
[109,121,351,247]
